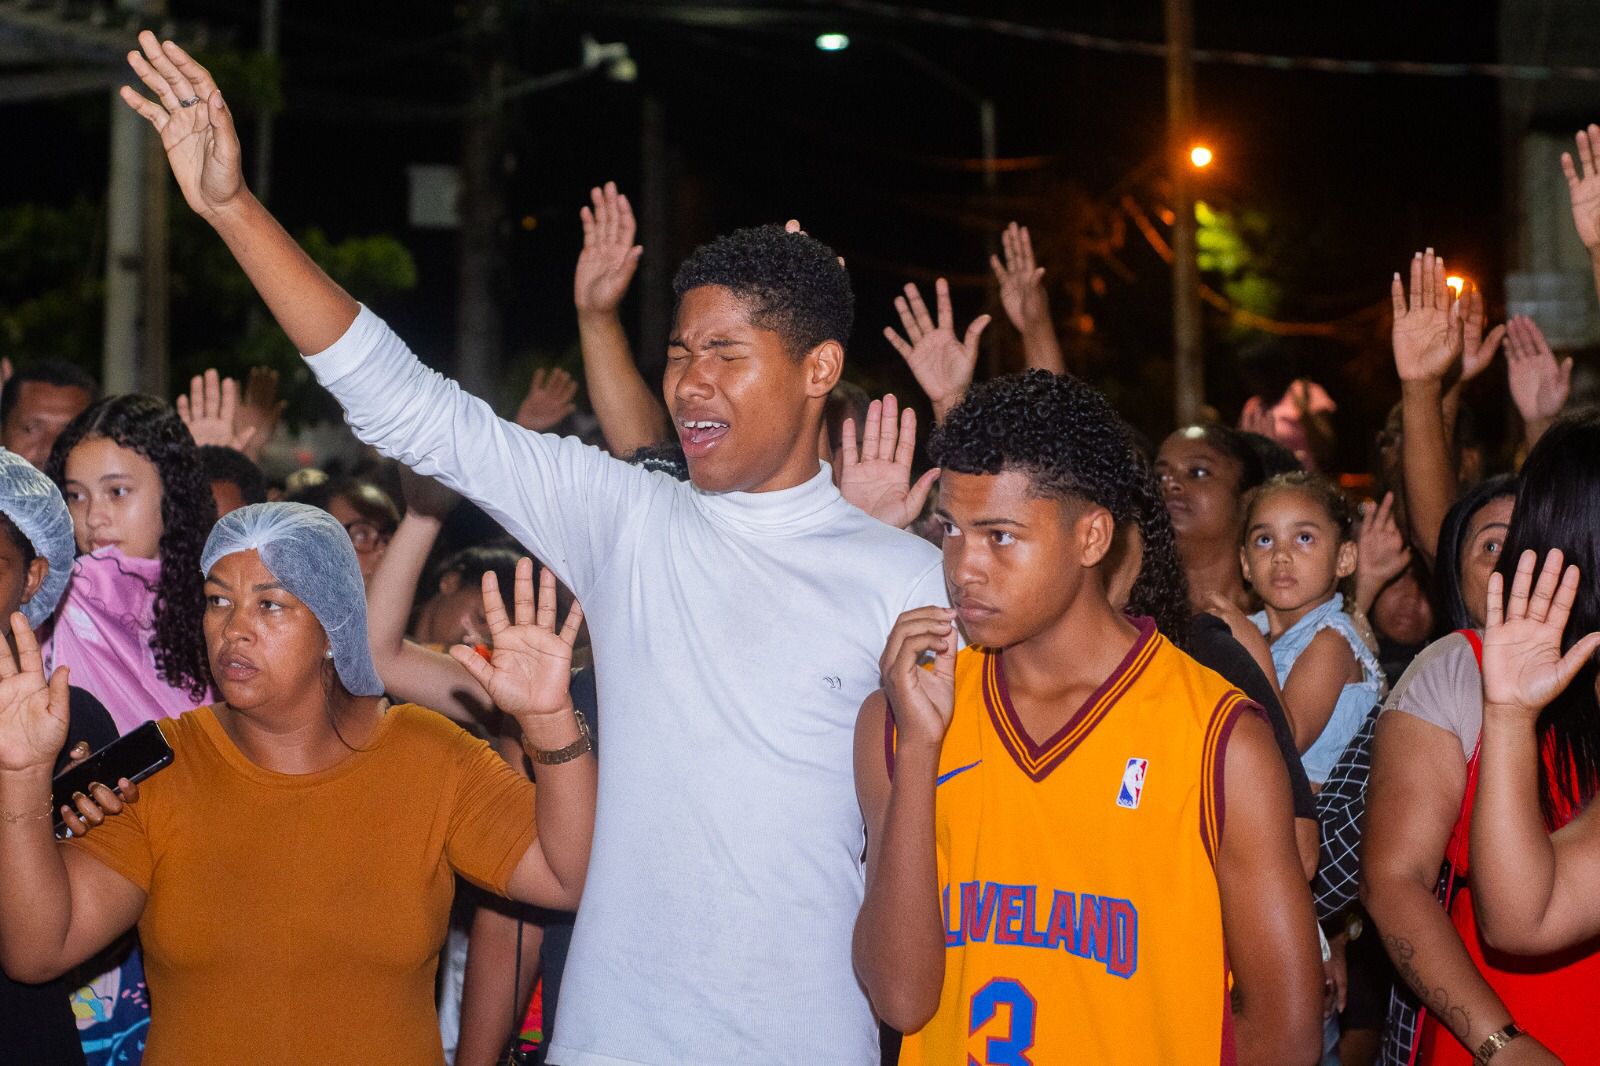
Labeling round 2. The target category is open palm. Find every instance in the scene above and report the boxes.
[884,278,990,418]
[0,613,70,774]
[1505,315,1573,424]
[838,394,939,529]
[450,560,583,720]
[574,182,643,315]
[1482,549,1600,721]
[1562,124,1600,252]
[119,32,245,218]
[1391,249,1462,383]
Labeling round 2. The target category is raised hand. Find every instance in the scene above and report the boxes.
[449,560,584,722]
[989,222,1050,332]
[884,279,991,420]
[574,182,643,316]
[1482,549,1600,722]
[838,394,940,530]
[1459,286,1507,383]
[1391,249,1463,384]
[119,32,246,218]
[1505,315,1573,428]
[398,463,461,523]
[1561,124,1600,252]
[515,367,580,432]
[233,366,285,460]
[1354,492,1413,613]
[0,613,71,775]
[878,606,959,748]
[176,369,256,453]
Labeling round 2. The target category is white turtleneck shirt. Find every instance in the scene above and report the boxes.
[307,307,947,1066]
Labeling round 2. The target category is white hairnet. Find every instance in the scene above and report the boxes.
[0,448,76,626]
[200,502,384,696]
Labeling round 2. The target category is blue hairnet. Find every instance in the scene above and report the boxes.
[200,502,384,696]
[0,449,76,626]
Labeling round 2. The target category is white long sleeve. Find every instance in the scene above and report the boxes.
[304,306,948,1064]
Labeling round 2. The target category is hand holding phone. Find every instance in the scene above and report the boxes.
[51,721,173,839]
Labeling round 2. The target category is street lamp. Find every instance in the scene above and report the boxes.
[1189,144,1214,169]
[815,33,851,52]
[1446,275,1466,296]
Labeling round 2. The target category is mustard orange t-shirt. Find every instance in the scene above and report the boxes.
[70,703,539,1066]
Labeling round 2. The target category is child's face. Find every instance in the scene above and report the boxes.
[63,437,165,561]
[1241,487,1356,615]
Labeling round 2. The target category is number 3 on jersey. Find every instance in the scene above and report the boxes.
[968,977,1036,1066]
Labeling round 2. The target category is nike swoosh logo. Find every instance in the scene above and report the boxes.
[936,760,982,786]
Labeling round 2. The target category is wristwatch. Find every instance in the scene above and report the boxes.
[523,708,593,765]
[1473,1022,1525,1065]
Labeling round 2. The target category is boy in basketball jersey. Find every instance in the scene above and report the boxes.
[853,372,1324,1065]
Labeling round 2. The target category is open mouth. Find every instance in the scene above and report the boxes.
[677,419,730,458]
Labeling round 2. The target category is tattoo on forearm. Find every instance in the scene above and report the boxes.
[1381,933,1472,1039]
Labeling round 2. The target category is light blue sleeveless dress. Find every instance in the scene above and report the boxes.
[1250,593,1384,784]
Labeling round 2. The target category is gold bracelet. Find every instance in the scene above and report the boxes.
[521,709,593,766]
[0,798,54,824]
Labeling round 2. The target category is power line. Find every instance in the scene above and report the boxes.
[807,0,1600,83]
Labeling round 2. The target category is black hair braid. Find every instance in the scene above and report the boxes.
[47,395,216,702]
[932,370,1190,646]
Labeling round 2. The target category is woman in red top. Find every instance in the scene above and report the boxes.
[1364,413,1600,1066]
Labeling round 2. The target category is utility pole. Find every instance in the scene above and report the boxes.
[103,0,170,396]
[639,94,669,380]
[255,0,281,204]
[1165,0,1203,426]
[103,92,145,395]
[455,0,509,398]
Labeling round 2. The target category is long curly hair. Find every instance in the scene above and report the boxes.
[47,395,215,701]
[931,369,1191,648]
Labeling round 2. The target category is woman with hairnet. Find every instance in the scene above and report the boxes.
[0,447,129,1066]
[0,502,596,1066]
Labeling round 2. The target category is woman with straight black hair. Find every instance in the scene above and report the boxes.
[1431,474,1518,636]
[1363,414,1600,1065]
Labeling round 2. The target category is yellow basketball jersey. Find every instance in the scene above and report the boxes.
[892,618,1257,1066]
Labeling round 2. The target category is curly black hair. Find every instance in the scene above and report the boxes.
[1242,471,1354,543]
[47,395,216,701]
[931,370,1192,648]
[671,224,854,357]
[199,445,269,507]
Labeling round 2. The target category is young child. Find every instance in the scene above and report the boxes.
[1226,472,1383,787]
[855,371,1323,1065]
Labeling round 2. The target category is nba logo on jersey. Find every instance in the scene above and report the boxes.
[1116,757,1149,809]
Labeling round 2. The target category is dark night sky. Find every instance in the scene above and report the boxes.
[4,0,1517,457]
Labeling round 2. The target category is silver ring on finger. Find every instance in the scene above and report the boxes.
[178,95,201,108]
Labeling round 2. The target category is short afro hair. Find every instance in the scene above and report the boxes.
[931,370,1191,647]
[671,224,854,358]
[199,445,268,507]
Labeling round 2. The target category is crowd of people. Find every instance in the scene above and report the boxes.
[2,29,1600,1066]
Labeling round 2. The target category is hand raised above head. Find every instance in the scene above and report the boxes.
[884,279,989,418]
[177,368,256,453]
[1504,315,1573,426]
[119,31,246,219]
[574,182,643,315]
[989,221,1050,332]
[515,367,580,432]
[1562,123,1600,253]
[1390,249,1463,384]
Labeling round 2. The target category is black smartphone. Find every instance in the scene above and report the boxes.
[52,721,174,839]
